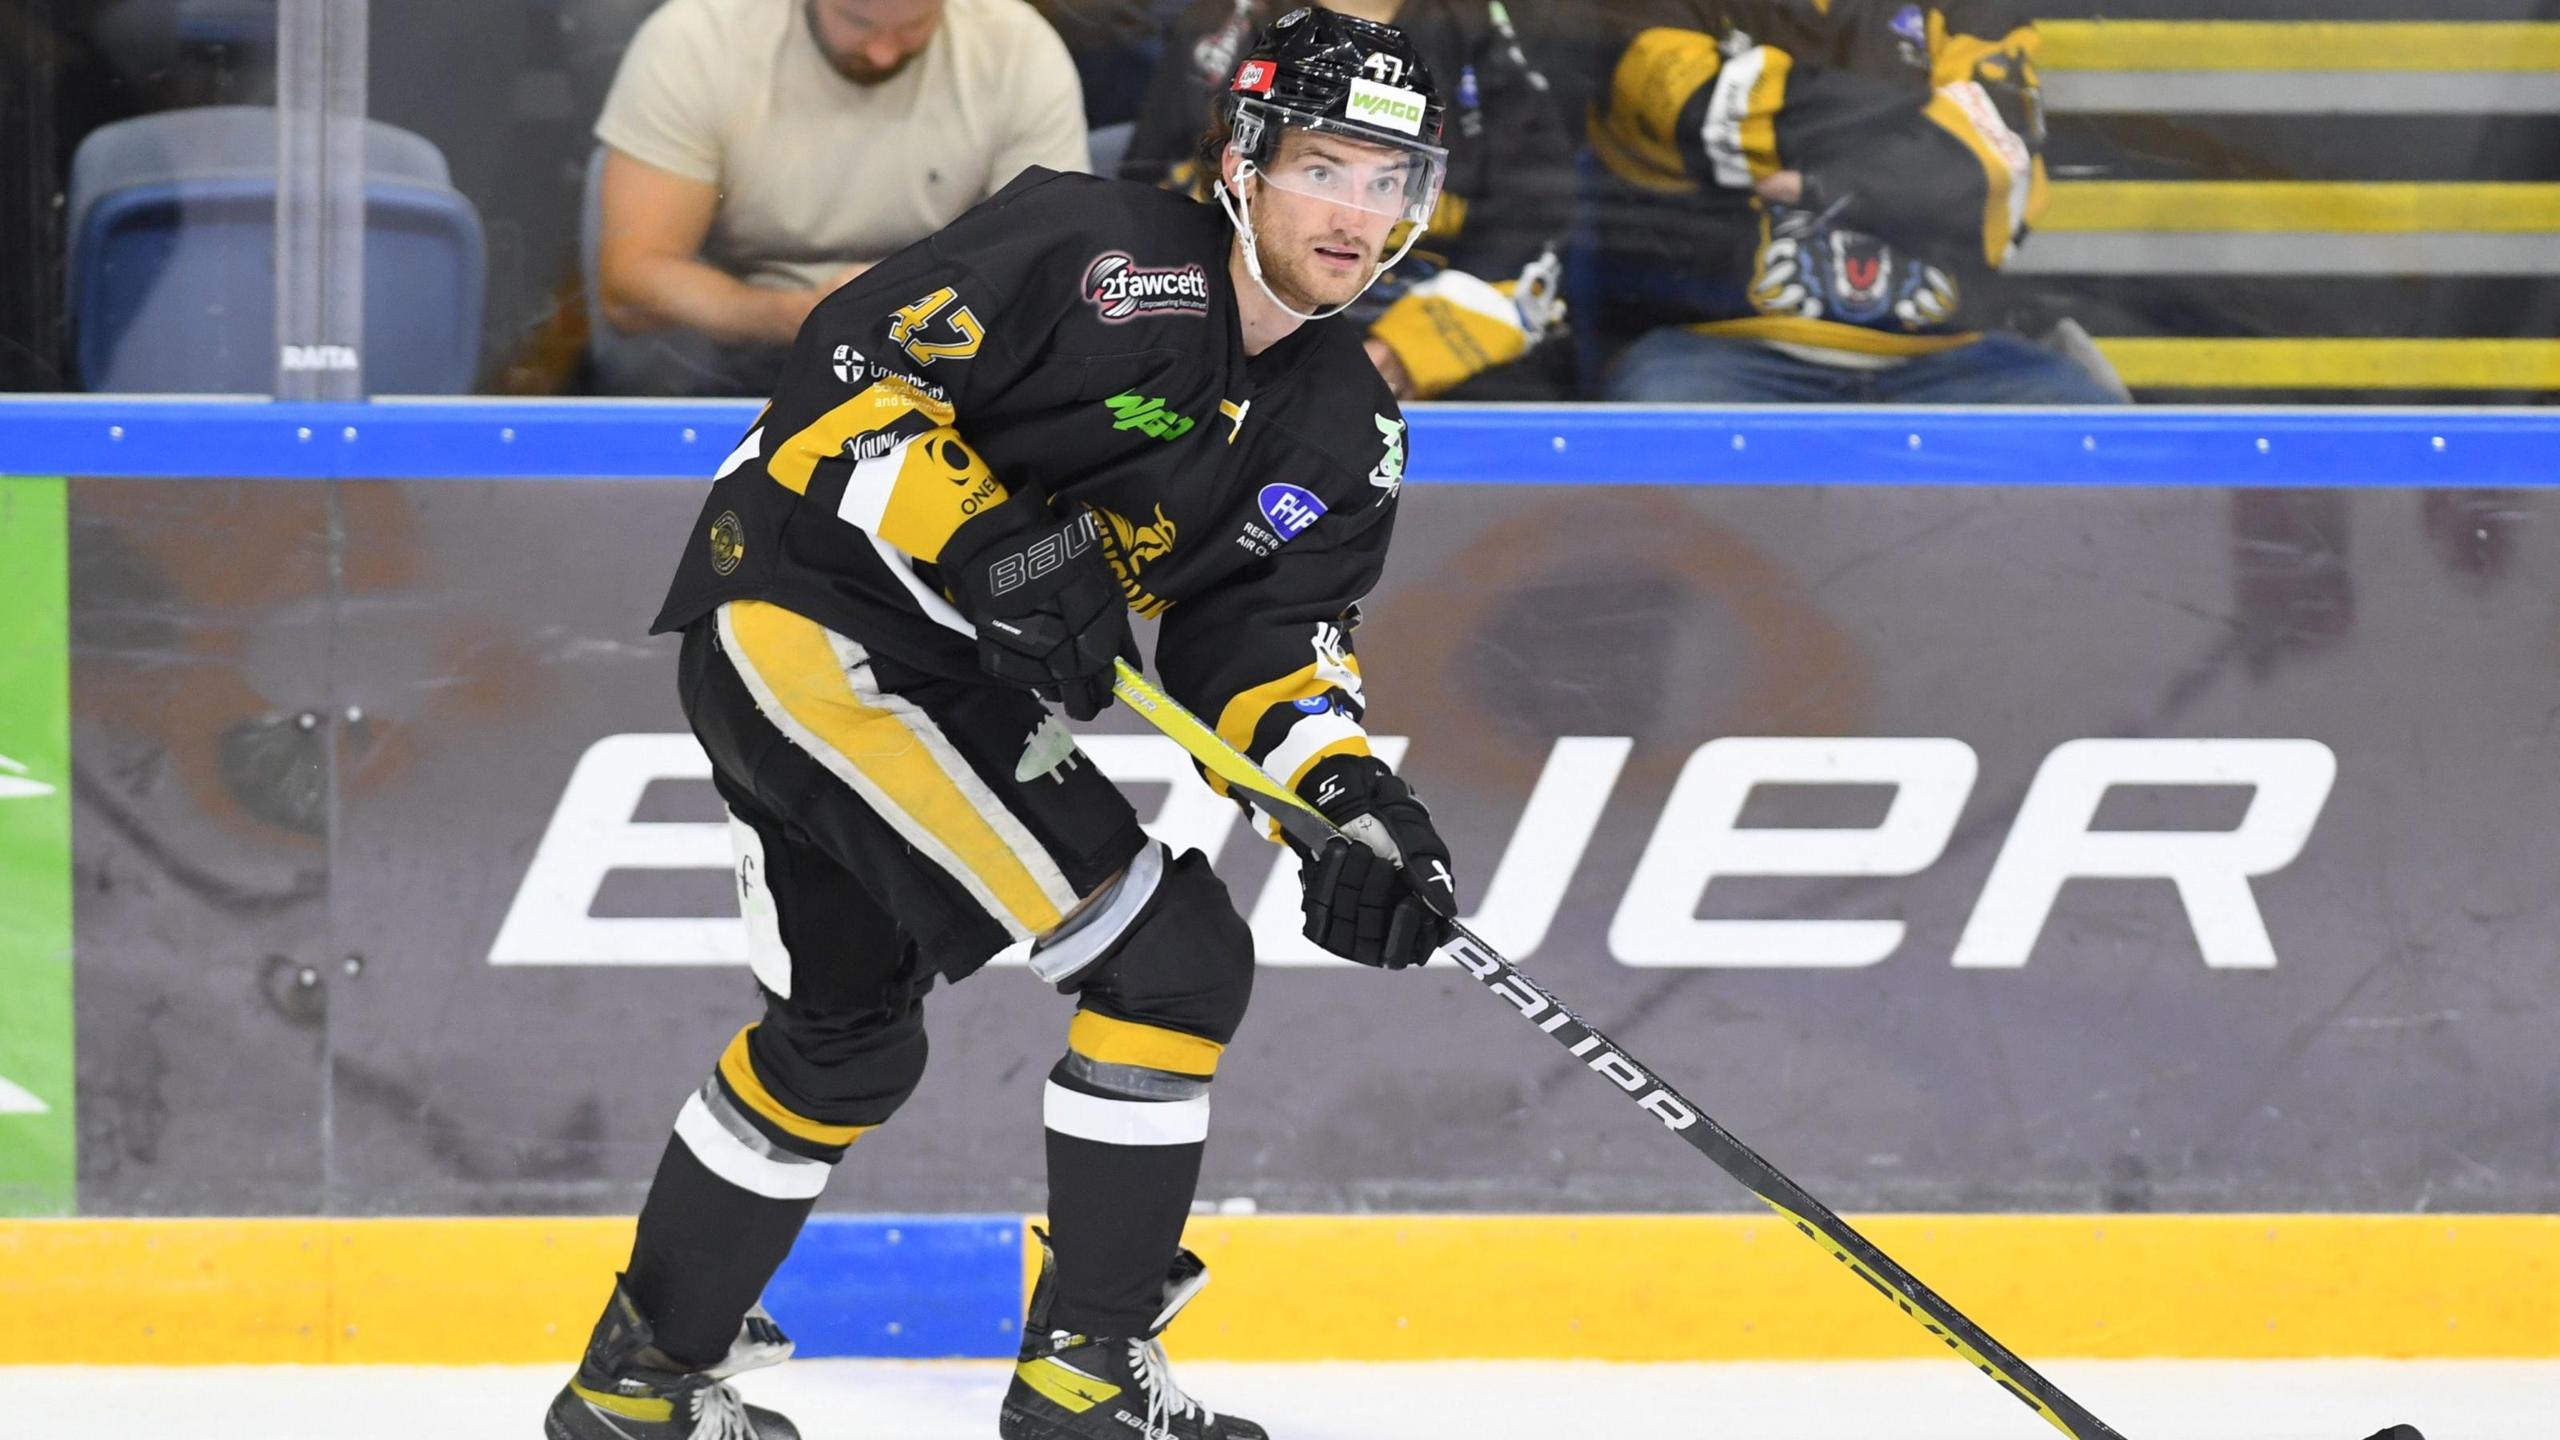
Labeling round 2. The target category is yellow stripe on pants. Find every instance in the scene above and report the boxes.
[721,600,1069,936]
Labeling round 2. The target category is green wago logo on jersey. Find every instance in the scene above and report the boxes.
[1104,392,1196,442]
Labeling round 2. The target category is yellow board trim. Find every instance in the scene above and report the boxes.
[2094,338,2560,390]
[2039,21,2560,75]
[1165,1214,2560,1362]
[5,1214,2558,1364]
[719,1026,874,1148]
[2044,182,2560,235]
[0,1217,637,1364]
[1069,1011,1224,1078]
[724,600,1067,933]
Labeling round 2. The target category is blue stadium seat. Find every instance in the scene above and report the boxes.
[66,106,486,394]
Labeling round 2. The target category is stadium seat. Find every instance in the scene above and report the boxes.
[65,105,486,393]
[1087,122,1135,182]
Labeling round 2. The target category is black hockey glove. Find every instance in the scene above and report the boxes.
[942,506,1134,721]
[1293,753,1457,970]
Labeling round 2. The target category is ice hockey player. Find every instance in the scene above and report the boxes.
[543,9,1460,1440]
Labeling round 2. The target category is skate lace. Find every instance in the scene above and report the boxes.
[1127,1337,1216,1432]
[686,1379,758,1440]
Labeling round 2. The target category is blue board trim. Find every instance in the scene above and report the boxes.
[761,1213,1024,1358]
[0,398,2553,487]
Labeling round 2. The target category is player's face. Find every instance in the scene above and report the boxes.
[806,0,943,85]
[1244,131,1412,311]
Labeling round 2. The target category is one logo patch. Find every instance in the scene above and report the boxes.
[831,344,865,383]
[1233,59,1276,94]
[1257,482,1327,541]
[1891,4,1928,45]
[707,510,746,576]
[1292,694,1332,715]
[1085,252,1212,323]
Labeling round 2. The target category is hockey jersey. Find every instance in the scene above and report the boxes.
[654,169,1405,791]
[1582,0,2047,360]
[1121,0,1577,397]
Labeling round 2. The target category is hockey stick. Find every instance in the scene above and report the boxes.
[1108,658,2129,1440]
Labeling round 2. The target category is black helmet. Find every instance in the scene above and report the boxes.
[1224,7,1448,159]
[1211,7,1451,318]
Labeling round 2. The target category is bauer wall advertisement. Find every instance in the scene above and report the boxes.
[59,477,2560,1216]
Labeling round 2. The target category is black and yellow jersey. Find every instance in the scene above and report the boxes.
[1583,0,2046,360]
[654,168,1408,792]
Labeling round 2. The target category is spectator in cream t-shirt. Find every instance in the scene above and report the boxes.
[592,0,1090,395]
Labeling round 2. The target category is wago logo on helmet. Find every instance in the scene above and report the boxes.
[1348,72,1428,136]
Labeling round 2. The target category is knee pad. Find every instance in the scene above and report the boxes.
[705,998,931,1167]
[1043,844,1254,1051]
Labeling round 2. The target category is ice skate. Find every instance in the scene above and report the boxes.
[543,1276,800,1440]
[1000,1231,1267,1440]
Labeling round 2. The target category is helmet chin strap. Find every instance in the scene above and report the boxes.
[1216,164,1425,324]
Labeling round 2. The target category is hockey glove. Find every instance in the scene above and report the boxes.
[942,506,1133,721]
[1293,753,1457,969]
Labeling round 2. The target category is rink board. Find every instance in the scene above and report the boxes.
[2,1213,2555,1364]
[5,403,2560,1370]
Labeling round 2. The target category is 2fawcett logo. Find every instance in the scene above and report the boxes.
[1440,929,1701,1133]
[1084,252,1212,323]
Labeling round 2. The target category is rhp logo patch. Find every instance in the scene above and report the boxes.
[708,510,746,576]
[1257,482,1327,541]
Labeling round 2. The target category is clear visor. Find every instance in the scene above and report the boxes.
[1239,108,1447,227]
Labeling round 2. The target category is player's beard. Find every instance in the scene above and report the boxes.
[1251,206,1379,314]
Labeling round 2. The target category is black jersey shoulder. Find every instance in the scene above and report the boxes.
[946,168,1231,276]
[924,169,1236,355]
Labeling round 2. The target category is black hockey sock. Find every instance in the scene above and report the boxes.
[1041,1057,1209,1336]
[624,1134,820,1368]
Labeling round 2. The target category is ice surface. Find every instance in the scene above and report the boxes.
[6,1359,2551,1439]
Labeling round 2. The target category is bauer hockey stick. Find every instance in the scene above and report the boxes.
[1108,658,2129,1440]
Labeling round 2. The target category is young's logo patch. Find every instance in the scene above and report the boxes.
[1257,482,1327,541]
[1085,252,1213,323]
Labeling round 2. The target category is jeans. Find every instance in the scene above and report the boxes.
[1602,328,2130,405]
